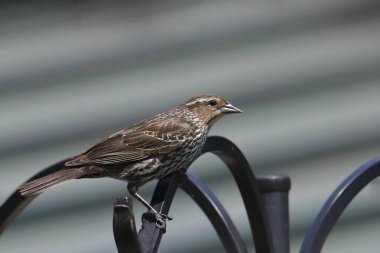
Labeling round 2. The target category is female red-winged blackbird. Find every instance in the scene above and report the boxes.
[18,95,242,227]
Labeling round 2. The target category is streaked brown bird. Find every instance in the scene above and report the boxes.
[18,94,242,227]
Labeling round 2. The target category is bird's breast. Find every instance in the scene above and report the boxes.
[119,125,208,185]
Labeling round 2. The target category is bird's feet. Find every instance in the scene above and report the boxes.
[153,211,173,230]
[142,209,173,230]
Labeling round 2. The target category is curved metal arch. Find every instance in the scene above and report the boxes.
[300,157,380,253]
[202,136,274,253]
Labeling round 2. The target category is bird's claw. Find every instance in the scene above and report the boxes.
[153,211,172,230]
[142,210,173,230]
[157,212,173,221]
[154,216,166,230]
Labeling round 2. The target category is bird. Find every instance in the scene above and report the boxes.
[18,94,242,228]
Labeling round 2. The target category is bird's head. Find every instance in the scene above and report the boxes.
[182,95,243,126]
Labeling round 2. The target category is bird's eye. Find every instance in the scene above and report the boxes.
[209,100,217,106]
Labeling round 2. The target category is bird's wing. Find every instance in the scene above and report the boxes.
[66,117,192,166]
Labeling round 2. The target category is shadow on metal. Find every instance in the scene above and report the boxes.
[0,136,292,253]
[300,157,380,253]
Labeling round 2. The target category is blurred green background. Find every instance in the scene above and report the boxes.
[1,0,380,252]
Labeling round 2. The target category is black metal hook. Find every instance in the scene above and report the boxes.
[300,157,380,253]
[202,136,274,253]
[113,197,140,253]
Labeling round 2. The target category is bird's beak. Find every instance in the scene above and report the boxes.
[220,103,243,113]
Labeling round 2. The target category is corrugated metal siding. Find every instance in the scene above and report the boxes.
[1,1,380,252]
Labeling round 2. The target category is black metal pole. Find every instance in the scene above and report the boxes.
[137,173,179,253]
[258,174,291,253]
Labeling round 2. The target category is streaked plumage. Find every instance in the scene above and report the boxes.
[18,95,242,227]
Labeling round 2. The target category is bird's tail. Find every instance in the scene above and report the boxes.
[18,168,87,197]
